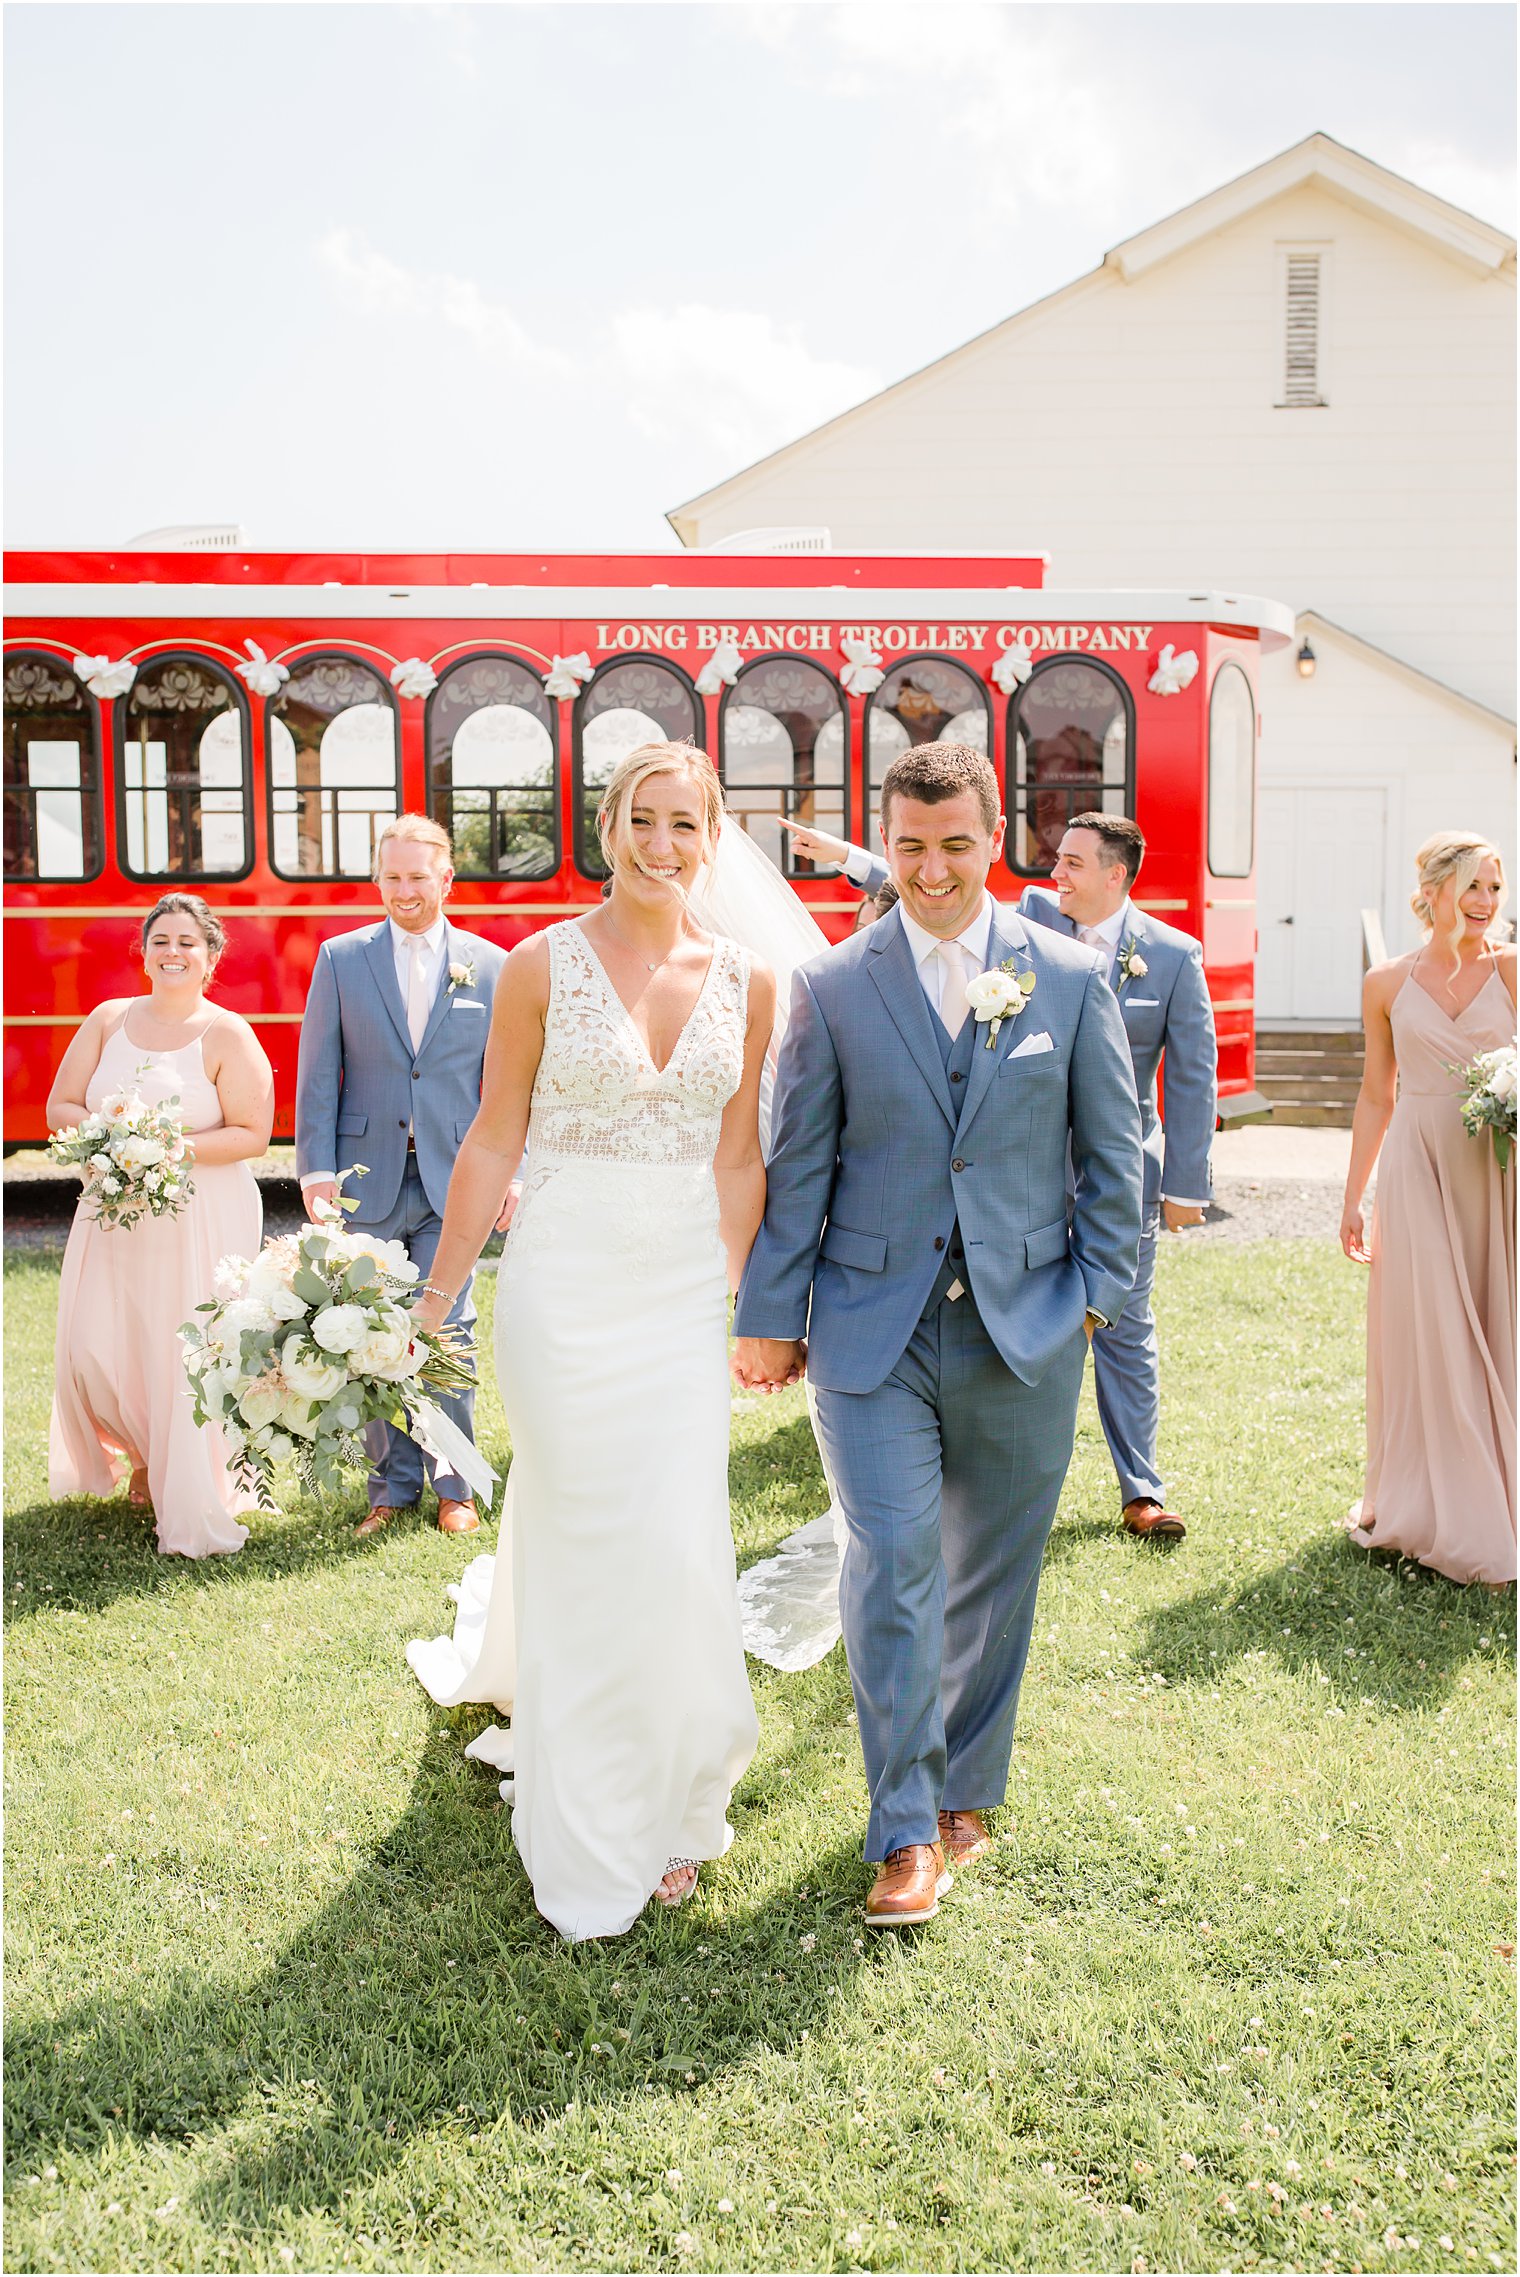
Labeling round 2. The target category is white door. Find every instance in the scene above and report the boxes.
[1256,784,1386,1021]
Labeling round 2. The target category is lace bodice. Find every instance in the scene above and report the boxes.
[526,920,751,1169]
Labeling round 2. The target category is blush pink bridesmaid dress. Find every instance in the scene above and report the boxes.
[1350,966,1516,1586]
[49,1010,263,1558]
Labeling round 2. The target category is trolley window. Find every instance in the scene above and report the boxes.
[3,652,103,882]
[1208,662,1255,879]
[1007,659,1133,877]
[719,657,846,876]
[118,655,251,880]
[574,658,702,879]
[865,656,990,850]
[268,655,399,878]
[427,656,556,880]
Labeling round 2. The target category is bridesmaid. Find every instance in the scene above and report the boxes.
[47,894,274,1557]
[1341,833,1516,1587]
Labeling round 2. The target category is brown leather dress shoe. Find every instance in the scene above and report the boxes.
[1123,1498,1186,1541]
[355,1506,394,1538]
[938,1808,992,1867]
[437,1498,480,1535]
[864,1842,952,1927]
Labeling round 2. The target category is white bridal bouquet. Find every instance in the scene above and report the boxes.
[180,1179,490,1509]
[48,1079,194,1230]
[1451,1044,1517,1172]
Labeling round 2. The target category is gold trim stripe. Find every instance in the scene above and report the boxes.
[1205,896,1255,908]
[1133,898,1188,911]
[1211,999,1254,1011]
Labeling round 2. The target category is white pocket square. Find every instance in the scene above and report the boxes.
[1007,1030,1054,1059]
[451,1000,487,1011]
[1123,996,1160,1008]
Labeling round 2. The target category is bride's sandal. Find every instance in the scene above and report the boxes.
[127,1466,151,1508]
[655,1858,700,1908]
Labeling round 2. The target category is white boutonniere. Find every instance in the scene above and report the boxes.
[965,960,1037,1050]
[1116,937,1148,986]
[446,958,477,994]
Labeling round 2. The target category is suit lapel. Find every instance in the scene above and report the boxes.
[867,914,956,1132]
[955,906,1027,1137]
[415,926,458,1059]
[365,923,414,1057]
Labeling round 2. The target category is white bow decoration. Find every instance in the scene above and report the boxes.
[72,654,137,701]
[236,639,290,698]
[1148,644,1198,697]
[389,657,438,701]
[990,647,1034,694]
[839,636,885,697]
[542,652,594,700]
[694,638,743,696]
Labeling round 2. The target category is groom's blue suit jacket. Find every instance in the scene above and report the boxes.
[295,919,506,1221]
[735,902,1144,1393]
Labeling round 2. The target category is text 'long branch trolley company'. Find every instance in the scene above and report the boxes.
[3,548,1293,1140]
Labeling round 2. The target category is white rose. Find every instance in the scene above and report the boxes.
[387,1335,426,1381]
[100,1089,145,1122]
[348,1326,410,1377]
[279,1391,321,1440]
[965,971,1025,1019]
[264,1284,309,1322]
[1126,952,1149,979]
[280,1337,350,1401]
[219,1297,278,1340]
[239,1379,286,1429]
[264,1430,294,1462]
[101,1178,122,1197]
[89,1152,112,1174]
[245,1241,301,1297]
[1488,1059,1516,1103]
[115,1134,167,1173]
[309,1303,369,1354]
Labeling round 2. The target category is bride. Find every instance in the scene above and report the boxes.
[408,741,784,1939]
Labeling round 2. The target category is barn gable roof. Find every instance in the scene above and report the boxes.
[667,132,1516,544]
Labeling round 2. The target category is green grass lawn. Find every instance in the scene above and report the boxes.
[4,1235,1514,2275]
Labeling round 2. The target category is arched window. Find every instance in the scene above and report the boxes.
[1007,659,1133,876]
[574,657,702,878]
[3,652,102,882]
[1208,662,1256,879]
[427,656,557,880]
[719,657,846,876]
[268,655,399,878]
[118,654,250,879]
[864,656,990,848]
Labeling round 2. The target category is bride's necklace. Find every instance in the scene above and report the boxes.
[603,907,685,975]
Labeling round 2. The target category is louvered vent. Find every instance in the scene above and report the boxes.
[1282,256,1323,406]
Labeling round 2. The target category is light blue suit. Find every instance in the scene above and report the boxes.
[735,901,1142,1857]
[295,919,507,1508]
[1020,887,1218,1509]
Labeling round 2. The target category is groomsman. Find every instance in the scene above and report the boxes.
[782,809,1217,1544]
[295,815,508,1537]
[1019,813,1216,1542]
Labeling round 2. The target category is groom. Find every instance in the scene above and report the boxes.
[295,814,508,1538]
[734,744,1142,1927]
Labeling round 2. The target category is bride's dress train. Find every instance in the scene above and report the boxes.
[409,920,759,1939]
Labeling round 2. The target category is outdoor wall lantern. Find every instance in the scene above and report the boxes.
[1296,639,1317,679]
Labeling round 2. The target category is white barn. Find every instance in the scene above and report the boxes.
[669,135,1516,1023]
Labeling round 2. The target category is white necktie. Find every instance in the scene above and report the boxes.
[1080,924,1106,950]
[935,940,970,1040]
[405,935,430,1052]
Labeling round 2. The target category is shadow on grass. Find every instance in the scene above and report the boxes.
[1136,1529,1515,1711]
[0,1483,509,1630]
[4,1729,880,2231]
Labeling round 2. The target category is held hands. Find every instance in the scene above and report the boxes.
[494,1179,522,1235]
[1340,1199,1371,1264]
[776,816,855,872]
[731,1335,806,1394]
[1162,1201,1205,1233]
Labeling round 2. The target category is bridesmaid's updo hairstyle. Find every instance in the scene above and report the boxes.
[140,893,227,973]
[1411,832,1507,963]
[596,740,725,879]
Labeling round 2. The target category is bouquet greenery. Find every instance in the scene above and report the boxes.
[1451,1044,1516,1172]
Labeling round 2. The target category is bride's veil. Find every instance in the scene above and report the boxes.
[689,817,833,1156]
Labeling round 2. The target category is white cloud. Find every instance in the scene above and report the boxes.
[609,303,881,463]
[314,226,573,374]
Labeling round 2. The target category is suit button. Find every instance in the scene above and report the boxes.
[951,1157,965,1172]
[950,1070,964,1083]
[398,1118,407,1129]
[933,1236,945,1251]
[411,1068,420,1080]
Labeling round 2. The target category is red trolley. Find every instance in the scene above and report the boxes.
[3,548,1291,1141]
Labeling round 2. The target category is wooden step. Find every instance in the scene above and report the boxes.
[1257,1100,1356,1128]
[1255,1075,1362,1104]
[1256,1048,1365,1078]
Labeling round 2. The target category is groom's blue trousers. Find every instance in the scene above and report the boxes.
[357,1155,476,1508]
[813,1284,1086,1861]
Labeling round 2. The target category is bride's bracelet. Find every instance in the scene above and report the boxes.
[419,1282,456,1308]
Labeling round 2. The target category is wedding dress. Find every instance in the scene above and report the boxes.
[409,918,760,1939]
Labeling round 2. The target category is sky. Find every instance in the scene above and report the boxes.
[4,0,1514,552]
